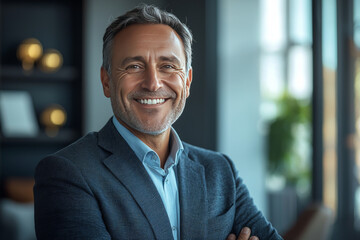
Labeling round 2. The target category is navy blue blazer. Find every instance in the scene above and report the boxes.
[34,119,282,240]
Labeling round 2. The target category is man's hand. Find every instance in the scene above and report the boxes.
[227,227,259,240]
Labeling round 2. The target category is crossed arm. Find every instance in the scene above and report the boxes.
[224,154,283,240]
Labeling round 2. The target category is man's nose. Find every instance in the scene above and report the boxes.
[141,67,162,91]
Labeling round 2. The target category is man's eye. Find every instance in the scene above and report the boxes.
[126,65,141,69]
[125,65,143,73]
[161,65,176,70]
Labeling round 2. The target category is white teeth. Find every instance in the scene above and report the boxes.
[138,99,165,105]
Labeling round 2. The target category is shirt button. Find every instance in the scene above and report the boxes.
[172,226,176,231]
[165,179,169,183]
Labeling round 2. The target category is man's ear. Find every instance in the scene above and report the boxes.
[100,67,111,98]
[185,68,193,98]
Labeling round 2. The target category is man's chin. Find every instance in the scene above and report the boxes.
[133,125,169,136]
[117,113,176,136]
[122,118,170,136]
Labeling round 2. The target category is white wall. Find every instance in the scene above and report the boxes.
[218,0,267,215]
[83,0,162,132]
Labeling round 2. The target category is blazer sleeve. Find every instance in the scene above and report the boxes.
[224,155,284,240]
[34,155,111,240]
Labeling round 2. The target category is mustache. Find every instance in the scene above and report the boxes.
[129,89,176,99]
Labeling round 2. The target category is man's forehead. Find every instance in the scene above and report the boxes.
[112,24,186,61]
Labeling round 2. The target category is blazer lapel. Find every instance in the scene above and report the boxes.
[177,148,208,239]
[98,120,173,240]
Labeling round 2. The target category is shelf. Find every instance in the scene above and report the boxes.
[0,0,83,178]
[0,65,80,82]
[1,129,80,145]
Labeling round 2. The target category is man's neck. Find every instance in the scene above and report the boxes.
[118,119,171,168]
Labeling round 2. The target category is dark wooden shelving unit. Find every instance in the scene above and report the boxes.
[1,65,80,82]
[1,129,80,145]
[0,0,83,178]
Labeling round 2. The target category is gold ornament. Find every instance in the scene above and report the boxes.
[40,105,67,137]
[17,38,43,71]
[40,49,63,72]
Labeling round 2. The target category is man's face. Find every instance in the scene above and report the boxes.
[101,24,192,136]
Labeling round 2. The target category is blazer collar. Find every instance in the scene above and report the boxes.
[177,145,208,239]
[98,119,174,240]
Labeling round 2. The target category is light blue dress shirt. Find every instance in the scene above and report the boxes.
[112,116,183,240]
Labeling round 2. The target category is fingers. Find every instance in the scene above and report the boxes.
[237,227,251,240]
[227,233,237,240]
[227,227,260,240]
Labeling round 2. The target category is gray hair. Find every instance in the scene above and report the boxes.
[102,4,193,75]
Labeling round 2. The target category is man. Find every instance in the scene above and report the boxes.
[34,4,282,240]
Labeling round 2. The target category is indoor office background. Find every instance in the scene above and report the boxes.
[0,0,359,239]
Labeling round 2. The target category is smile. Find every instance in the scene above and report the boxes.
[136,98,166,105]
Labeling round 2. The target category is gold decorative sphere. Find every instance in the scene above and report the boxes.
[41,105,67,137]
[40,49,63,72]
[17,38,43,71]
[41,105,67,127]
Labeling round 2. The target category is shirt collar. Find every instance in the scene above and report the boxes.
[112,116,184,167]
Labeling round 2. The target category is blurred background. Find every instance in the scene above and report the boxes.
[0,0,359,239]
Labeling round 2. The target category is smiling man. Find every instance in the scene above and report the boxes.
[34,5,282,240]
[101,23,191,166]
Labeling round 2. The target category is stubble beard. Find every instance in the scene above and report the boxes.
[111,92,186,136]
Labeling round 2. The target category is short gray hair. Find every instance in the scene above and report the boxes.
[102,4,193,74]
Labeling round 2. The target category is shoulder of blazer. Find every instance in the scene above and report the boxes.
[49,119,117,165]
[181,141,236,177]
[182,141,228,163]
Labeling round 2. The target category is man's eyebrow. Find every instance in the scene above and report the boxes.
[121,56,182,66]
[159,56,181,65]
[121,56,146,66]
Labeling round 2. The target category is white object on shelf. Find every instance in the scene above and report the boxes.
[0,91,39,137]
